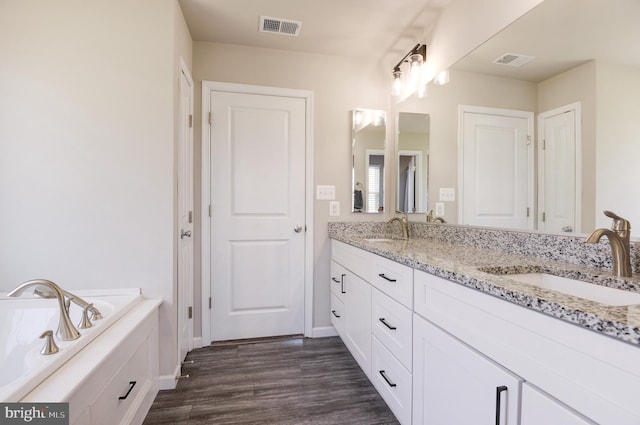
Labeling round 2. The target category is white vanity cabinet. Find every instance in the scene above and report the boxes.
[521,383,597,425]
[331,240,413,424]
[412,315,521,425]
[414,269,640,425]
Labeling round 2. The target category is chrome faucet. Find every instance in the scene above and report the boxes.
[426,210,446,223]
[34,286,103,320]
[585,211,632,277]
[388,210,409,239]
[8,279,81,340]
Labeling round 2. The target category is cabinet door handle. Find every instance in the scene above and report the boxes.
[378,318,397,330]
[331,277,340,283]
[331,310,341,318]
[495,385,508,425]
[378,273,397,282]
[119,381,137,400]
[341,274,346,294]
[379,370,397,388]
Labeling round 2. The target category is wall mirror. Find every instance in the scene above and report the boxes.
[396,0,640,235]
[352,108,386,213]
[397,112,430,213]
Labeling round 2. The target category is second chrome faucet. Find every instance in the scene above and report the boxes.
[585,210,632,277]
[388,210,409,239]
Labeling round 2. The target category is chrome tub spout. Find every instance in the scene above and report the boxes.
[8,279,81,340]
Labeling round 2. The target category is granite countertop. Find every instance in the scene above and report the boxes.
[331,232,640,347]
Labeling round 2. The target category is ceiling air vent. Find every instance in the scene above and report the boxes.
[259,16,302,37]
[492,53,535,67]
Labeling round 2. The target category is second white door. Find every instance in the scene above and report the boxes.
[208,88,306,341]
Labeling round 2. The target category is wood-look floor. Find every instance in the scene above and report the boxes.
[143,336,399,425]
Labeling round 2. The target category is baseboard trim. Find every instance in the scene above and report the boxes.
[157,365,180,391]
[193,336,203,349]
[312,326,338,338]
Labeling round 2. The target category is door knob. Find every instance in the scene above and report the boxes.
[180,229,192,239]
[294,225,303,233]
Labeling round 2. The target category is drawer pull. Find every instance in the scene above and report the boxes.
[118,381,137,400]
[331,310,341,318]
[341,274,346,294]
[495,385,508,425]
[378,273,397,282]
[331,277,340,283]
[379,370,397,388]
[378,318,397,330]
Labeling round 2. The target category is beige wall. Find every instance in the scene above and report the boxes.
[0,0,192,380]
[595,61,640,232]
[193,42,390,330]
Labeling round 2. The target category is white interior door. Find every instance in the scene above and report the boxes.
[177,62,194,362]
[538,103,580,233]
[208,89,306,342]
[459,106,534,229]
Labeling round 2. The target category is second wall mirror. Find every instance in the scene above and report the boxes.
[352,108,386,213]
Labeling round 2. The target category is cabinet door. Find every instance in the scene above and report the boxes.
[344,272,372,378]
[413,315,521,425]
[521,383,597,425]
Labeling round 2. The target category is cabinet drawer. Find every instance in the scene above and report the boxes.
[90,335,152,425]
[370,255,413,308]
[332,239,370,280]
[330,292,345,336]
[371,337,412,425]
[329,260,347,303]
[372,288,412,371]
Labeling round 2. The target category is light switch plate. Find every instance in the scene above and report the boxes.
[435,202,445,216]
[439,187,455,202]
[329,201,340,217]
[316,185,336,200]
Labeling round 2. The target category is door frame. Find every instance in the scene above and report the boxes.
[457,105,534,228]
[537,102,582,233]
[200,81,314,345]
[177,57,194,361]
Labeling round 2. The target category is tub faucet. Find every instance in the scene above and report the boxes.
[585,210,632,278]
[388,210,409,239]
[7,279,81,340]
[34,287,103,320]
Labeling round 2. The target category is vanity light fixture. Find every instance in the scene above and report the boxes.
[392,43,427,97]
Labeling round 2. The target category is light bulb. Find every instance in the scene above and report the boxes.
[392,70,403,96]
[410,53,423,81]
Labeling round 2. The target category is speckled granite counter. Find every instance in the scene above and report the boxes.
[329,222,640,346]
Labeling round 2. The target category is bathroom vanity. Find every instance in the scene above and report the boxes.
[329,222,640,425]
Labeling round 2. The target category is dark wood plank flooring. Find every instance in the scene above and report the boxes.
[143,336,399,424]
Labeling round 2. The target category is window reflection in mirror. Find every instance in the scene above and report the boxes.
[397,112,429,213]
[352,109,386,213]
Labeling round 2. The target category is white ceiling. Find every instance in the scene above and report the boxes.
[179,0,450,66]
[454,0,640,82]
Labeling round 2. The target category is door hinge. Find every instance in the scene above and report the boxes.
[542,212,546,222]
[188,210,193,224]
[526,207,530,217]
[526,135,531,146]
[188,306,193,319]
[208,112,213,125]
[188,114,193,128]
[208,297,212,309]
[542,139,546,150]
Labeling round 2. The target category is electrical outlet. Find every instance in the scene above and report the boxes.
[316,185,336,200]
[329,201,340,217]
[439,187,455,202]
[435,202,445,216]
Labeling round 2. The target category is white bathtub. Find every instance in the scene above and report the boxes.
[0,288,142,402]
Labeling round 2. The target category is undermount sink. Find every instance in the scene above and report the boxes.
[499,272,640,306]
[364,238,397,243]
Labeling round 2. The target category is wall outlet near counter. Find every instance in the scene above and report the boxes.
[435,202,445,216]
[329,201,340,217]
